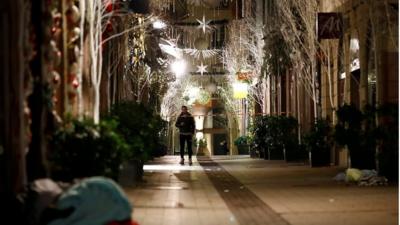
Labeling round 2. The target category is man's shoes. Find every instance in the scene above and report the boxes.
[179,158,184,165]
[189,158,193,166]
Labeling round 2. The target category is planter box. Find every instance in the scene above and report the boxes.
[237,145,250,155]
[118,160,144,186]
[197,147,207,156]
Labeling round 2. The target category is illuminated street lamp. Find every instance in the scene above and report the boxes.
[171,59,187,77]
[232,82,249,99]
[152,20,166,29]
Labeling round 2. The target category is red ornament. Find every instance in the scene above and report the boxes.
[72,78,79,89]
[106,20,113,32]
[52,72,60,85]
[105,0,114,12]
[106,4,113,12]
[52,96,58,104]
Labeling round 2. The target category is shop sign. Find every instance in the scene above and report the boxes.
[317,13,343,39]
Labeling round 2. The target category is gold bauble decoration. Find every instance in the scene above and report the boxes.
[194,37,208,50]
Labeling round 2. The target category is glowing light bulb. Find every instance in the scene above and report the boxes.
[153,20,166,29]
[171,59,187,77]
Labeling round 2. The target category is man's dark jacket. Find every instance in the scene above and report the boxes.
[175,112,195,135]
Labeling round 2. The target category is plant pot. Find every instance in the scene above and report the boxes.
[310,149,330,167]
[268,148,284,160]
[237,145,250,155]
[197,146,207,156]
[250,147,258,158]
[118,160,144,186]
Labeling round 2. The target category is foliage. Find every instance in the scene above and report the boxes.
[197,89,211,105]
[251,115,299,160]
[375,103,398,181]
[263,31,291,78]
[195,138,207,148]
[334,103,399,177]
[109,101,167,161]
[303,119,333,166]
[263,0,321,121]
[213,114,228,128]
[234,136,251,146]
[223,18,264,80]
[182,86,211,105]
[50,118,129,181]
[334,104,376,169]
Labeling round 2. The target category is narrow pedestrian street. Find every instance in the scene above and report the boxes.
[1,0,398,224]
[125,156,398,225]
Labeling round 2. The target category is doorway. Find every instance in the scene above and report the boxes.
[213,133,228,155]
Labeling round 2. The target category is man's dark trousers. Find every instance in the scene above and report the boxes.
[179,134,193,159]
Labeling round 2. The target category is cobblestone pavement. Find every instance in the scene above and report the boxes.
[123,156,398,225]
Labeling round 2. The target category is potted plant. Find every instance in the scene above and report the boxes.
[252,115,298,160]
[251,116,268,158]
[303,119,332,167]
[195,138,207,156]
[108,101,167,181]
[376,103,398,181]
[335,104,376,169]
[50,118,129,181]
[234,136,250,155]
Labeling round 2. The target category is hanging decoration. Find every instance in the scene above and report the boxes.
[194,37,208,50]
[159,38,220,60]
[184,48,220,59]
[197,15,212,34]
[196,62,208,76]
[65,0,81,103]
[196,88,211,105]
[183,85,200,105]
[158,38,183,59]
[49,12,62,105]
[182,85,211,106]
[236,71,252,82]
[206,82,217,93]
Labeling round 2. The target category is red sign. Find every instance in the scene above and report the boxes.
[317,13,343,39]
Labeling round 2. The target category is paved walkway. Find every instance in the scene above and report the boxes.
[123,156,398,225]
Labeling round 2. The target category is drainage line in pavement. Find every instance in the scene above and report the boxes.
[198,157,291,225]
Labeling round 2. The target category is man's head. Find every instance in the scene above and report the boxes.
[181,105,188,113]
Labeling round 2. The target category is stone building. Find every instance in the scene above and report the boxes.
[318,0,398,166]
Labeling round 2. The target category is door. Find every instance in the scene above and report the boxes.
[213,133,228,155]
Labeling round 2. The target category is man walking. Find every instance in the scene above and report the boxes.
[175,106,195,165]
